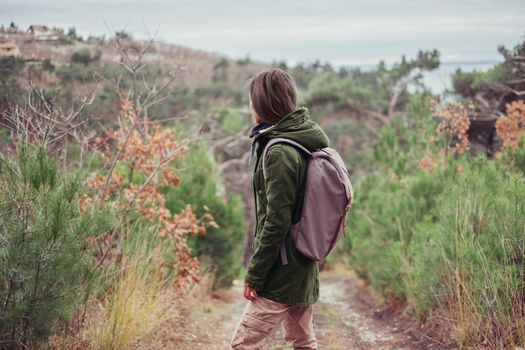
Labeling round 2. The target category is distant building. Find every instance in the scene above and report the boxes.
[0,41,19,57]
[26,25,60,41]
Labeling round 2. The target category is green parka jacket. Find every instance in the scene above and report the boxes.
[244,106,330,306]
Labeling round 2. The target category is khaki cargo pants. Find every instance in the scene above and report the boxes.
[230,296,317,349]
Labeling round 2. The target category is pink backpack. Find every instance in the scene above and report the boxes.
[262,138,354,265]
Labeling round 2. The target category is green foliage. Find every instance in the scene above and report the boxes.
[0,128,10,144]
[304,71,386,112]
[451,36,524,106]
[452,63,513,96]
[0,56,25,110]
[308,76,436,180]
[322,118,374,169]
[212,58,229,82]
[301,51,438,123]
[346,82,525,346]
[42,58,55,72]
[67,26,82,41]
[287,60,334,89]
[202,107,249,139]
[55,64,94,83]
[236,54,251,66]
[347,167,447,296]
[408,158,525,346]
[348,148,525,328]
[346,95,457,299]
[193,83,245,108]
[70,48,102,66]
[499,133,525,175]
[0,56,24,79]
[164,143,245,288]
[378,49,440,84]
[0,143,114,348]
[222,109,245,134]
[114,30,132,40]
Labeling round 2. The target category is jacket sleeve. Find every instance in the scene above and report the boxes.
[244,144,300,290]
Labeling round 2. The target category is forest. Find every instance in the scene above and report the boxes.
[0,25,524,349]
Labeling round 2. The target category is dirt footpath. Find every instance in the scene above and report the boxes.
[147,270,442,349]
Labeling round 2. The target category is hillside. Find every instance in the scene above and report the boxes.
[3,27,268,89]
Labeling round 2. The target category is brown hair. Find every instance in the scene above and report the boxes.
[248,68,298,124]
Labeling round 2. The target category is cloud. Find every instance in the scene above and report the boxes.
[2,0,524,66]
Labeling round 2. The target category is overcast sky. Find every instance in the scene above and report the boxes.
[2,0,524,67]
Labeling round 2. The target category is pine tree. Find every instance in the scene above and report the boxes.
[0,143,112,348]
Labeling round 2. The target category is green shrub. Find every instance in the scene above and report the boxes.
[164,143,245,288]
[70,48,102,66]
[303,71,387,112]
[56,64,94,83]
[500,133,525,175]
[0,56,25,110]
[347,121,525,347]
[0,143,114,348]
[410,157,525,346]
[194,83,244,107]
[347,167,447,298]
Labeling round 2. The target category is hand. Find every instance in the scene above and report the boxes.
[243,283,258,301]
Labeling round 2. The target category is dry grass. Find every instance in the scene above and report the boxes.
[130,271,216,350]
[440,196,525,349]
[46,251,218,350]
[89,243,173,350]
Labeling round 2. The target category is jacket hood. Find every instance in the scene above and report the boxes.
[250,106,329,150]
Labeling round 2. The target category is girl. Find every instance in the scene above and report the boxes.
[231,68,330,350]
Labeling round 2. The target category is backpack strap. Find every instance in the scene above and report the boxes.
[261,138,312,179]
[260,138,312,266]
